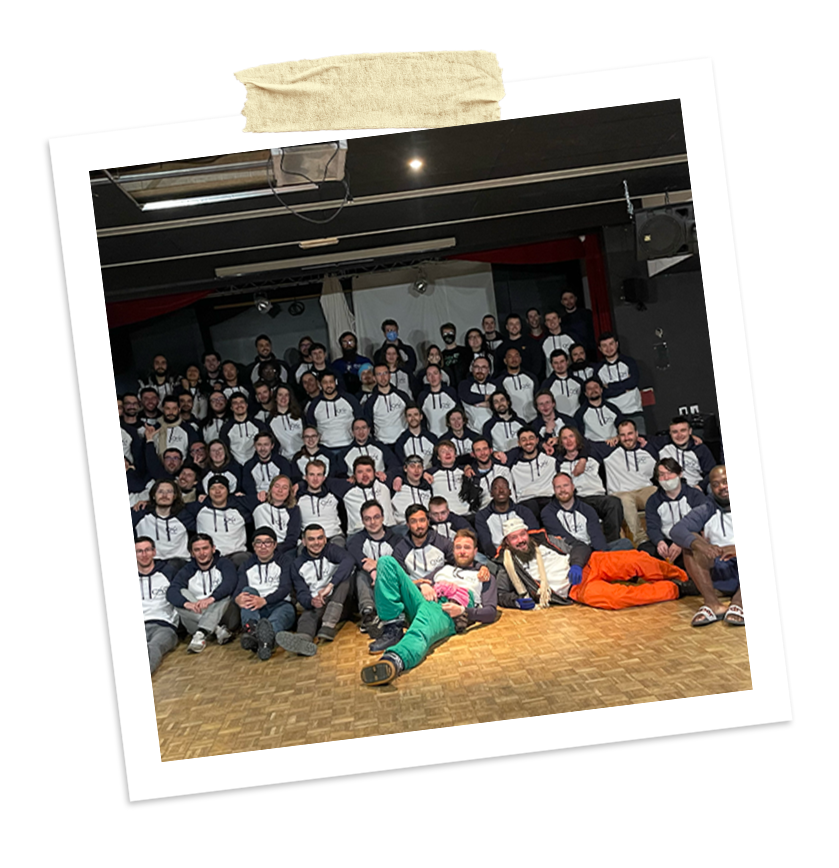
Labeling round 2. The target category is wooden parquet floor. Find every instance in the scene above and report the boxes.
[152,598,751,760]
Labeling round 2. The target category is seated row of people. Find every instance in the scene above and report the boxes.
[140,463,740,686]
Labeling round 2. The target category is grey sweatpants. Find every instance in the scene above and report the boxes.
[175,589,232,636]
[146,622,178,674]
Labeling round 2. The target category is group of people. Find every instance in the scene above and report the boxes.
[126,290,740,688]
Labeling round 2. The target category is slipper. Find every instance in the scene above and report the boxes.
[691,605,725,627]
[723,604,745,626]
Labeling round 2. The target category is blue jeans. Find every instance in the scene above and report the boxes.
[239,587,296,633]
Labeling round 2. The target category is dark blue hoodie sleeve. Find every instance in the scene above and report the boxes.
[290,560,313,609]
[540,502,565,539]
[212,557,239,600]
[645,491,665,545]
[670,501,713,549]
[166,562,193,607]
[278,507,302,555]
[579,500,608,551]
[325,543,355,586]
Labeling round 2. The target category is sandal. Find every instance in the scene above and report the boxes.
[691,605,725,627]
[723,604,745,626]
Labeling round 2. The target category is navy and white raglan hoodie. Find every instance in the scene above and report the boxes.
[596,354,643,414]
[394,427,438,469]
[417,386,460,437]
[234,550,293,604]
[347,527,398,572]
[505,448,561,500]
[460,457,515,509]
[426,463,470,515]
[167,552,238,607]
[393,529,454,582]
[152,421,198,462]
[475,501,539,557]
[536,410,578,443]
[645,483,708,545]
[363,386,411,445]
[305,392,362,449]
[540,332,575,368]
[295,481,347,538]
[242,451,294,495]
[670,497,735,550]
[251,502,302,554]
[457,377,497,433]
[198,460,245,495]
[573,399,625,443]
[335,437,401,478]
[493,370,541,423]
[132,506,195,561]
[343,479,397,535]
[292,446,337,481]
[482,412,527,453]
[649,436,717,489]
[541,497,608,550]
[601,442,659,494]
[429,511,473,542]
[121,422,145,472]
[140,559,179,630]
[444,427,481,458]
[390,480,433,524]
[219,416,268,466]
[556,450,606,497]
[202,415,228,445]
[289,543,356,608]
[540,372,585,417]
[186,497,253,556]
[269,412,305,460]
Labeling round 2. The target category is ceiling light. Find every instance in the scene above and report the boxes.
[409,159,423,170]
[254,293,272,314]
[413,265,429,294]
[298,237,339,250]
[140,184,317,211]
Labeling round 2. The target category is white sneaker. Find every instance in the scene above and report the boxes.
[188,630,206,653]
[215,625,233,645]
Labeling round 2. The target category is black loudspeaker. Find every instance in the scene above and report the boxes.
[635,205,698,260]
[622,277,648,304]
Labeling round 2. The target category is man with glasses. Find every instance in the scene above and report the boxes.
[136,536,180,674]
[236,527,296,661]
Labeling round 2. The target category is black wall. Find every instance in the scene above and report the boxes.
[601,224,718,437]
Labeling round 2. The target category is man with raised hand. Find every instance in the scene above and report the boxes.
[136,536,179,674]
[360,528,499,687]
[460,436,515,511]
[166,533,238,653]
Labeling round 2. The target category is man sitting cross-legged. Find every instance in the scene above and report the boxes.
[236,527,296,662]
[360,528,499,687]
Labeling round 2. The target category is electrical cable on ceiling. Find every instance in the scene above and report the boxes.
[264,142,351,225]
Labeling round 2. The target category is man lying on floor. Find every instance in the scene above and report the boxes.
[360,528,499,687]
[496,517,690,610]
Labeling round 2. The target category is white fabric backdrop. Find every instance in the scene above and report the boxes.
[320,274,356,361]
[351,261,497,370]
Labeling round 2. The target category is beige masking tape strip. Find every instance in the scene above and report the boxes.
[235,51,504,132]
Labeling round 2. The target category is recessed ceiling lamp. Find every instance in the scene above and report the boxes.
[413,265,429,294]
[254,293,272,314]
[408,159,423,170]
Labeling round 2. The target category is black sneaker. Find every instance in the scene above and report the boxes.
[359,607,382,638]
[368,621,404,654]
[360,652,403,686]
[240,622,258,652]
[255,618,276,661]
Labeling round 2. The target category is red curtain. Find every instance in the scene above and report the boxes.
[448,236,613,334]
[106,289,212,329]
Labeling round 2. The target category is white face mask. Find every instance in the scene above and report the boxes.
[659,476,681,492]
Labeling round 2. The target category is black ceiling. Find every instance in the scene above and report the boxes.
[92,100,690,303]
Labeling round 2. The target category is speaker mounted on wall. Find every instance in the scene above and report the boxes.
[635,204,698,261]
